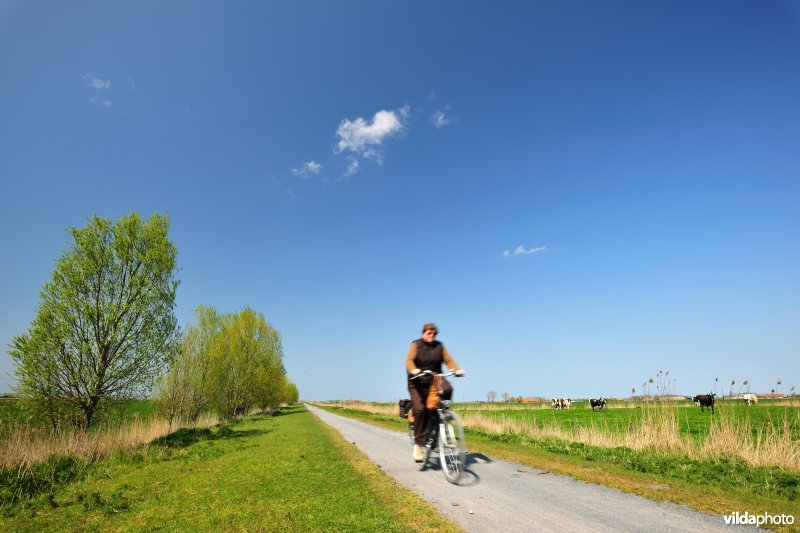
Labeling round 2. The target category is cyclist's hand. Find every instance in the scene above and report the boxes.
[411,368,421,376]
[455,369,465,377]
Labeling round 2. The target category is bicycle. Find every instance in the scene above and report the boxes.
[408,370,467,484]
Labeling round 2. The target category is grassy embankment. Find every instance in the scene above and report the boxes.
[0,404,461,532]
[317,401,800,530]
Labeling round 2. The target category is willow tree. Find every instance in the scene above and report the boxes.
[154,305,221,424]
[10,212,179,430]
[209,308,285,418]
[155,306,289,421]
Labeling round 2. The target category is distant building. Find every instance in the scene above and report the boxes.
[520,397,546,403]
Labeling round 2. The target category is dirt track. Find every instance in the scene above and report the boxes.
[307,404,757,532]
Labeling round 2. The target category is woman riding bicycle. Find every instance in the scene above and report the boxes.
[406,323,465,462]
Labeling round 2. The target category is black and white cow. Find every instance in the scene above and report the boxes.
[692,393,715,413]
[551,398,573,410]
[589,397,606,411]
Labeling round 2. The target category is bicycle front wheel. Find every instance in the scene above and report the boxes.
[438,410,466,483]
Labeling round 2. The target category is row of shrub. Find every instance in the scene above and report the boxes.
[153,305,298,426]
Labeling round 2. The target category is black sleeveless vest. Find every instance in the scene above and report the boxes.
[412,339,444,373]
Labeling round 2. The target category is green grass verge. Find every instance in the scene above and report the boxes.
[1,404,462,532]
[319,405,800,531]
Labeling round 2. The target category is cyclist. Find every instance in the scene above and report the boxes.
[406,323,465,462]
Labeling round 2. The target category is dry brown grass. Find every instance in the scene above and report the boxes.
[322,401,399,417]
[322,401,800,472]
[761,398,800,407]
[0,414,219,470]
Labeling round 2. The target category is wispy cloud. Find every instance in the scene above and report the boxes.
[343,157,360,177]
[90,96,112,108]
[334,106,409,174]
[291,160,322,178]
[502,245,547,258]
[430,105,455,128]
[80,73,112,108]
[81,73,110,90]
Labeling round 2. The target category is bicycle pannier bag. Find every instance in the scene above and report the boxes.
[398,399,412,418]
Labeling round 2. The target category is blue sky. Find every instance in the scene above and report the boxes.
[1,1,799,401]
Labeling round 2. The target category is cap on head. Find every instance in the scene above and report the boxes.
[422,323,438,334]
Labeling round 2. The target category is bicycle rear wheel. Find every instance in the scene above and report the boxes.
[438,411,466,483]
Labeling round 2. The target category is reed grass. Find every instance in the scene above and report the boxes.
[0,413,219,470]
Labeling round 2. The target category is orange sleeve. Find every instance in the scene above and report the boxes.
[443,345,460,372]
[406,342,418,373]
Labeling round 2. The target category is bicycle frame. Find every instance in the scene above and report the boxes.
[409,370,466,483]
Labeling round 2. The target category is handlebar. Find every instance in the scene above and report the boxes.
[410,370,463,380]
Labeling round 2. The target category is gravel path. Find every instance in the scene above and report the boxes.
[307,404,756,532]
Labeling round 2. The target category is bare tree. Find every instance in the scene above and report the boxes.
[486,390,496,403]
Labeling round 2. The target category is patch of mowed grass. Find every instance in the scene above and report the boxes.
[1,404,461,532]
[320,405,800,529]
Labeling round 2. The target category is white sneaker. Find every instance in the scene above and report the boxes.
[413,445,423,462]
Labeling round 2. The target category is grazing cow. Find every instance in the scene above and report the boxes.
[551,398,572,410]
[743,393,758,406]
[589,397,606,411]
[692,393,715,413]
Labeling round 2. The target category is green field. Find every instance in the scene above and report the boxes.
[0,399,157,435]
[454,399,800,441]
[1,404,460,532]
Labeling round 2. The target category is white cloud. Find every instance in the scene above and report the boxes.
[344,157,360,177]
[428,90,437,101]
[430,107,454,128]
[334,106,409,172]
[502,245,547,257]
[89,95,111,108]
[81,73,111,90]
[80,73,112,108]
[291,160,322,178]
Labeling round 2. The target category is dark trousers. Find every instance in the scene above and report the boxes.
[408,377,453,446]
